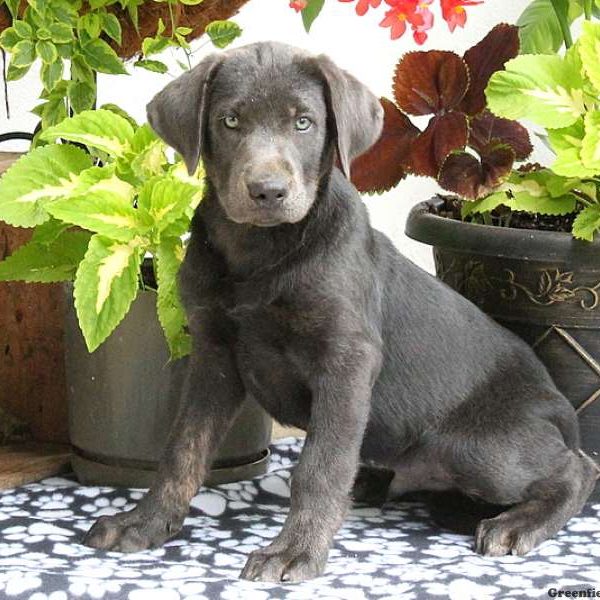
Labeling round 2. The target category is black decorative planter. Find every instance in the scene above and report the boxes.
[406,197,600,466]
[65,286,272,488]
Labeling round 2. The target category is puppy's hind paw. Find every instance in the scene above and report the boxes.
[474,515,541,557]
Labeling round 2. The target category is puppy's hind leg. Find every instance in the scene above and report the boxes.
[475,450,598,557]
[352,464,394,505]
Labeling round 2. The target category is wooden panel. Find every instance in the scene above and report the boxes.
[0,152,69,443]
[0,443,71,489]
[0,153,21,173]
[272,423,304,440]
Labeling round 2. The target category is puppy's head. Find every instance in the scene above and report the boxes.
[147,42,383,227]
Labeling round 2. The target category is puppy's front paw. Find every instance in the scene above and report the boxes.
[83,508,182,553]
[240,545,328,583]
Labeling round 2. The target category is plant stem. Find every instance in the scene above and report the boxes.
[550,0,573,48]
[168,0,176,39]
[584,0,593,20]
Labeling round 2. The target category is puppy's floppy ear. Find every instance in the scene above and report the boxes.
[313,55,384,179]
[146,54,222,175]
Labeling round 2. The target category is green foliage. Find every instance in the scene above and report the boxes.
[572,203,600,239]
[0,144,93,227]
[486,52,585,129]
[463,170,579,217]
[481,15,600,241]
[301,0,325,32]
[518,0,583,54]
[74,235,142,353]
[0,1,243,126]
[518,0,569,54]
[0,230,91,282]
[39,109,135,157]
[156,238,192,359]
[0,110,203,357]
[205,20,242,49]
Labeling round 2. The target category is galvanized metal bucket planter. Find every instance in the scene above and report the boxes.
[65,286,272,488]
[406,197,600,467]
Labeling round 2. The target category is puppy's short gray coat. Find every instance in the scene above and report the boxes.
[83,42,598,582]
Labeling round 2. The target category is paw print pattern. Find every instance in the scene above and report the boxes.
[0,438,598,599]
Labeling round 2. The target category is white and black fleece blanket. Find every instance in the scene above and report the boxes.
[0,438,599,600]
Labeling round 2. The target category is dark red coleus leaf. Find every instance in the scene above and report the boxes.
[459,23,520,116]
[470,110,532,160]
[351,97,419,193]
[409,112,468,178]
[438,143,515,200]
[393,51,469,116]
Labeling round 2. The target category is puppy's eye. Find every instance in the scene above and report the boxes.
[223,115,239,129]
[295,117,312,131]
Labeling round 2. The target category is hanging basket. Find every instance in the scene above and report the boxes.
[0,0,251,61]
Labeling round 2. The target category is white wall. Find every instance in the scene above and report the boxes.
[0,0,531,271]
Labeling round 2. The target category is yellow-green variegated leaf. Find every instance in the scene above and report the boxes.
[138,176,202,237]
[47,185,151,242]
[116,124,164,183]
[74,235,142,352]
[550,118,600,177]
[506,170,578,215]
[581,110,600,171]
[130,122,158,152]
[30,219,69,244]
[486,53,585,129]
[573,204,600,241]
[579,21,600,94]
[169,160,205,186]
[466,170,578,216]
[156,238,191,359]
[131,141,166,180]
[0,230,91,283]
[548,118,585,153]
[461,191,509,218]
[0,144,93,227]
[39,109,135,158]
[507,191,576,215]
[552,148,599,177]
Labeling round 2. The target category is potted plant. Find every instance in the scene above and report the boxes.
[0,108,272,486]
[355,7,600,464]
[0,0,272,487]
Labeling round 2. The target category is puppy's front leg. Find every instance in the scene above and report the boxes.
[241,345,379,583]
[83,344,245,552]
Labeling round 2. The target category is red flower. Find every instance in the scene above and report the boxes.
[441,0,482,32]
[338,0,382,16]
[412,0,434,44]
[380,0,433,44]
[289,0,308,12]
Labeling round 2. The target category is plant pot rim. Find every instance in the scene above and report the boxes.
[405,196,600,263]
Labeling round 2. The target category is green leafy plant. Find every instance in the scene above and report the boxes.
[481,12,600,240]
[0,108,203,357]
[0,0,243,126]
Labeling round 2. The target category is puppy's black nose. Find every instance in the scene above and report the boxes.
[247,179,288,205]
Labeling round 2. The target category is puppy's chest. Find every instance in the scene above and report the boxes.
[231,302,324,426]
[233,299,329,362]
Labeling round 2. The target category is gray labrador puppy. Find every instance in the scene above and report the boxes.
[83,42,598,582]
